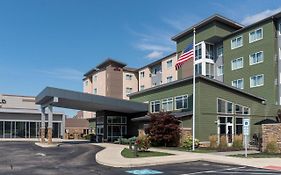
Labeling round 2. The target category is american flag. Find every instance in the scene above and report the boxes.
[175,43,194,70]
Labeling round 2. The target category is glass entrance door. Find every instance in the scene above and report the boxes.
[219,116,233,145]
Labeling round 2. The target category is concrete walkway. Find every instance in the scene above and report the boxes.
[93,143,281,170]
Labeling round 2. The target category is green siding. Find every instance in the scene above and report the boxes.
[223,20,278,105]
[130,78,278,141]
[176,21,237,80]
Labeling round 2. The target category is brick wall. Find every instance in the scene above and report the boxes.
[262,123,281,153]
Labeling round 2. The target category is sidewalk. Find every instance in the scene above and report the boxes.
[93,143,281,170]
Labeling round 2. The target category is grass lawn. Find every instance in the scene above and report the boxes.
[231,153,281,158]
[121,148,173,158]
[160,147,216,153]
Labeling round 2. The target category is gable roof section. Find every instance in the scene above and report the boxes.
[171,14,243,41]
[96,58,127,69]
[128,75,266,102]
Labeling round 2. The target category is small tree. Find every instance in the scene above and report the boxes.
[145,112,181,147]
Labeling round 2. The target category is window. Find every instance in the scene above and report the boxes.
[126,87,132,95]
[206,63,214,78]
[140,71,145,78]
[217,65,224,76]
[150,100,160,113]
[195,63,202,75]
[231,57,243,70]
[249,28,263,43]
[249,51,263,65]
[235,117,243,135]
[85,80,88,86]
[195,44,202,60]
[217,98,233,114]
[232,79,244,89]
[235,104,250,115]
[93,75,97,82]
[152,66,161,75]
[107,116,127,124]
[140,85,145,91]
[97,125,104,135]
[217,45,223,57]
[175,95,188,110]
[93,88,97,94]
[162,98,173,111]
[231,36,243,49]
[250,74,264,88]
[126,74,133,80]
[167,60,172,69]
[167,76,173,83]
[205,43,214,60]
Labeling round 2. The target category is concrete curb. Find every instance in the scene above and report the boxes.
[93,143,281,169]
[35,142,60,148]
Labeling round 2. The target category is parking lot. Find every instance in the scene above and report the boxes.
[0,142,279,175]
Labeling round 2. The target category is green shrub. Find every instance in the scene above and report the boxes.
[83,134,95,140]
[218,135,228,152]
[265,137,279,154]
[209,135,217,149]
[182,136,200,150]
[135,135,151,151]
[232,135,243,150]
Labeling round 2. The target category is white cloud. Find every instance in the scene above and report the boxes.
[146,51,164,59]
[38,68,83,81]
[241,7,281,25]
[136,43,172,52]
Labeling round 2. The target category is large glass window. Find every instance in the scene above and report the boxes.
[217,45,223,57]
[217,65,224,76]
[205,43,214,60]
[107,116,127,124]
[16,122,26,138]
[232,79,244,89]
[231,36,243,49]
[4,121,11,138]
[195,63,202,75]
[162,98,173,112]
[249,51,263,65]
[195,44,202,60]
[231,57,243,70]
[0,121,3,138]
[249,28,263,43]
[206,63,214,78]
[250,74,264,88]
[150,100,160,113]
[235,117,243,135]
[217,99,233,114]
[175,95,188,110]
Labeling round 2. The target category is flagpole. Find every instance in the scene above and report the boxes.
[192,28,196,151]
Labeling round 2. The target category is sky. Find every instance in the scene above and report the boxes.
[0,0,280,116]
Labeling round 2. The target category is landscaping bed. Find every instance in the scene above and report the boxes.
[121,148,173,158]
[231,153,281,158]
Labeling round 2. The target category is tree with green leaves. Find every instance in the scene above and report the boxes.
[145,112,181,147]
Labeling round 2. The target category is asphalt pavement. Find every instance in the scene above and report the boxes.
[0,142,279,175]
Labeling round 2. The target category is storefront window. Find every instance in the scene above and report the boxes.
[0,121,3,138]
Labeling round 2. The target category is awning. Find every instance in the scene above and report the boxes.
[131,111,192,122]
[36,87,148,114]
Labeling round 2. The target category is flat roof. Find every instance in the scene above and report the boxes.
[171,14,243,41]
[36,87,148,113]
[128,75,266,102]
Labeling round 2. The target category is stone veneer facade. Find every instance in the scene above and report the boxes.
[262,123,281,153]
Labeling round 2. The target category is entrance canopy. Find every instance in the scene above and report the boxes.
[36,87,148,113]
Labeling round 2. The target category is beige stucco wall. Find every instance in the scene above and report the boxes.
[138,67,151,90]
[161,54,178,83]
[92,70,106,96]
[83,77,93,94]
[0,94,37,109]
[123,71,138,99]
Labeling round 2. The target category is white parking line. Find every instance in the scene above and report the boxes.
[180,166,281,175]
[180,166,245,175]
